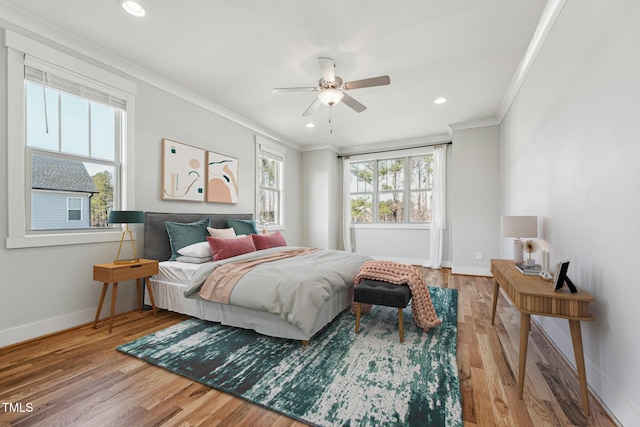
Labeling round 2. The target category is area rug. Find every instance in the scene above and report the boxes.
[117,287,461,427]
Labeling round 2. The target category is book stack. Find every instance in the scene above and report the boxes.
[516,263,542,276]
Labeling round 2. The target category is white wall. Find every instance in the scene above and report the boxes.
[352,228,430,265]
[301,149,340,249]
[500,1,640,424]
[451,125,501,276]
[0,30,303,347]
[133,81,303,248]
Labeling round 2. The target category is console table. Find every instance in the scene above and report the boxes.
[490,259,594,415]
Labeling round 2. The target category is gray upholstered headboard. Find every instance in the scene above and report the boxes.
[143,212,254,261]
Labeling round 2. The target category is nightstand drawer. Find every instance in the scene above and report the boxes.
[93,260,159,283]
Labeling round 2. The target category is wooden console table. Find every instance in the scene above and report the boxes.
[490,259,594,415]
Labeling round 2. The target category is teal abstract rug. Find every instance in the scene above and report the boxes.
[117,287,461,426]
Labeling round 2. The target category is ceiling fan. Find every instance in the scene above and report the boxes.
[272,57,391,117]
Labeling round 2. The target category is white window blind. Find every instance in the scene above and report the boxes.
[24,64,127,110]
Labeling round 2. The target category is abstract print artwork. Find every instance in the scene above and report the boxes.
[206,151,239,203]
[161,139,205,201]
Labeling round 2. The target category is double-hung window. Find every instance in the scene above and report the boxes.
[256,137,286,229]
[349,150,433,224]
[25,65,124,231]
[5,31,137,248]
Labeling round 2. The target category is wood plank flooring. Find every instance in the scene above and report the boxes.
[0,269,617,426]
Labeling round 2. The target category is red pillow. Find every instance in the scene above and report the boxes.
[207,235,256,261]
[251,231,287,250]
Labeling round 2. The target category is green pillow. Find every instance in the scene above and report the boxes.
[225,218,258,235]
[165,218,211,261]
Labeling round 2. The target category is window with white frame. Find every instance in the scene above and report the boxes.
[25,65,124,231]
[67,197,83,221]
[256,138,285,229]
[349,152,433,224]
[5,31,136,248]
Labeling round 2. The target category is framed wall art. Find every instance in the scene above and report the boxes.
[161,139,205,201]
[206,151,239,203]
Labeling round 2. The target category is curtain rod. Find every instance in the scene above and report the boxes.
[336,141,452,159]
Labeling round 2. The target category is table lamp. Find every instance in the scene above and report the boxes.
[501,216,537,264]
[108,210,144,264]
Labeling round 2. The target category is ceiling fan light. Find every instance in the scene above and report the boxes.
[317,89,344,106]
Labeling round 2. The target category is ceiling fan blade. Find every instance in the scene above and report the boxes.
[318,57,336,83]
[302,98,322,117]
[342,93,367,113]
[272,87,319,93]
[343,75,390,90]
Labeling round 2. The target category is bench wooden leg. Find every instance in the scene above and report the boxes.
[398,308,404,343]
[355,303,362,333]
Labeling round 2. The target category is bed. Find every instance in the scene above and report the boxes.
[143,212,371,341]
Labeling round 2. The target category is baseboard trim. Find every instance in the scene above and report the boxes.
[451,266,492,276]
[0,297,138,348]
[369,256,453,269]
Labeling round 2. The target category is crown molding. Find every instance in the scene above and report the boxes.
[0,4,303,152]
[495,0,567,123]
[298,143,342,153]
[447,117,500,133]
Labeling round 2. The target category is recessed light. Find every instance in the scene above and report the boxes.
[434,97,447,105]
[122,1,146,17]
[305,123,315,128]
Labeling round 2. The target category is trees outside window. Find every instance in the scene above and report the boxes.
[350,154,433,224]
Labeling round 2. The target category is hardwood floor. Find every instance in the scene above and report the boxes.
[0,270,616,426]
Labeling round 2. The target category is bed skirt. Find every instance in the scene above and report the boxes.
[145,278,353,341]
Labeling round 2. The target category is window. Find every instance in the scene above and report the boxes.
[350,153,433,224]
[5,30,137,248]
[25,72,122,231]
[67,197,82,221]
[256,137,285,229]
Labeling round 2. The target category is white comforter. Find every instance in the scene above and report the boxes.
[182,246,371,335]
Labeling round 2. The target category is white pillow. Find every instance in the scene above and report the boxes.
[177,241,212,258]
[207,227,237,239]
[176,255,213,264]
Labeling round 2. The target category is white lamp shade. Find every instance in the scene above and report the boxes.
[317,88,344,106]
[501,216,537,238]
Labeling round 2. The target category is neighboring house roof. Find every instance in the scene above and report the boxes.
[32,154,98,194]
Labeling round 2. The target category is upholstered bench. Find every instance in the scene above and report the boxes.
[354,279,413,342]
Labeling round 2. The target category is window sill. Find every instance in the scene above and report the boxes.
[351,223,432,230]
[6,230,133,249]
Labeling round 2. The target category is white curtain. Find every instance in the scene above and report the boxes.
[429,145,447,268]
[342,157,353,252]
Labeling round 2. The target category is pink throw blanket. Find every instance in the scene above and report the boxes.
[351,260,442,331]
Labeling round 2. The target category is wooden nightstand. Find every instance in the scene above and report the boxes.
[93,259,159,333]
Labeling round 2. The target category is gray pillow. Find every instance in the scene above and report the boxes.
[165,217,210,261]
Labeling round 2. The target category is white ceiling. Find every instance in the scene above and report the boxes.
[1,0,548,151]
